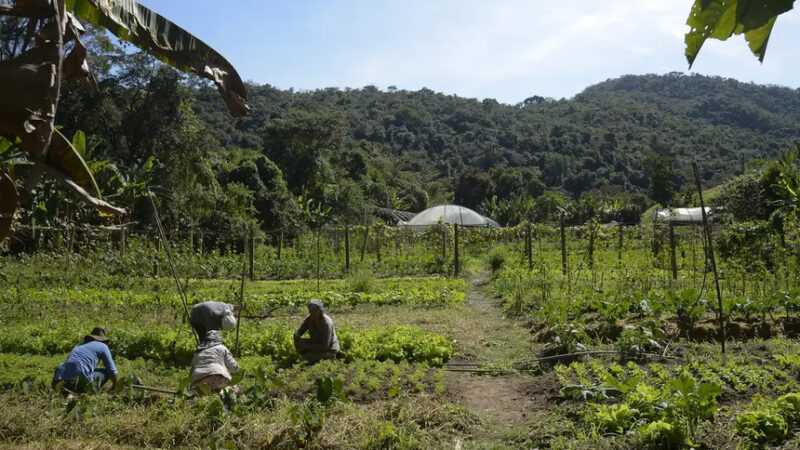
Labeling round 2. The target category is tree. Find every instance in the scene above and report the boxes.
[261,109,346,195]
[685,0,795,66]
[0,0,249,244]
[645,153,679,207]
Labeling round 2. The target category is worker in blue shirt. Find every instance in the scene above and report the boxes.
[52,327,118,391]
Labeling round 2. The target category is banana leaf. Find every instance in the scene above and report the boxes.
[65,0,249,117]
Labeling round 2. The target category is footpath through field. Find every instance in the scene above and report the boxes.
[447,271,558,446]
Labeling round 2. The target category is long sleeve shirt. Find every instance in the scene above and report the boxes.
[190,344,239,381]
[54,341,118,382]
[295,313,340,352]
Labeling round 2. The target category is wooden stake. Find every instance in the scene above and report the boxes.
[235,257,246,358]
[454,223,460,276]
[526,222,533,272]
[669,222,677,281]
[277,230,283,260]
[248,225,255,281]
[692,161,725,354]
[560,216,567,275]
[360,225,368,262]
[345,226,351,274]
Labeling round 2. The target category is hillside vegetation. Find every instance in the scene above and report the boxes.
[22,44,800,239]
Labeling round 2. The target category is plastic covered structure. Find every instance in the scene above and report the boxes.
[400,205,500,228]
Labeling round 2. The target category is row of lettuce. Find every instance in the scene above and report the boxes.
[1,277,466,311]
[0,322,453,367]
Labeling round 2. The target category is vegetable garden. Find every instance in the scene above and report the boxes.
[4,220,800,448]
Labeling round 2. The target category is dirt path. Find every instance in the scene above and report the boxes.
[446,271,558,432]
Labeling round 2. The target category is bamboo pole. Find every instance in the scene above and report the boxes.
[148,191,198,345]
[692,161,725,354]
[235,257,246,358]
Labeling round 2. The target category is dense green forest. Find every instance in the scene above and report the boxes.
[7,33,800,241]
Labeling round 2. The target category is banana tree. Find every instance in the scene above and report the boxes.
[685,0,795,66]
[0,0,249,244]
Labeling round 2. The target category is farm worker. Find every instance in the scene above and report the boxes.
[51,327,118,391]
[293,299,340,363]
[190,330,240,393]
[189,301,240,338]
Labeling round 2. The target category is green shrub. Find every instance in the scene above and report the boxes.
[346,268,375,294]
[487,247,507,274]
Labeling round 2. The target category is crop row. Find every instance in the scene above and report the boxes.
[0,322,453,366]
[1,278,466,311]
[0,353,447,402]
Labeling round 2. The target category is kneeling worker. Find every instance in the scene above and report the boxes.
[294,299,339,363]
[52,327,118,391]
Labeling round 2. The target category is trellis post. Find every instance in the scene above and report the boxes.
[560,217,567,275]
[454,223,460,276]
[345,225,351,274]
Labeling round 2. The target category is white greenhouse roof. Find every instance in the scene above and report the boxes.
[654,207,713,224]
[400,205,500,228]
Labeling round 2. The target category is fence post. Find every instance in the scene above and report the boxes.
[249,225,255,281]
[526,222,533,272]
[154,235,160,277]
[277,230,283,260]
[119,223,126,256]
[618,223,623,266]
[560,217,567,275]
[454,223,460,276]
[316,228,321,292]
[588,224,596,270]
[669,222,677,280]
[376,228,382,263]
[360,225,368,262]
[345,225,351,274]
[442,225,447,259]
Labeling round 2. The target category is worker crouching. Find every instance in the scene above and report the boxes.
[293,299,340,363]
[52,327,118,392]
[190,330,239,393]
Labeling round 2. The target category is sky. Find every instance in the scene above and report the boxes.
[139,0,800,105]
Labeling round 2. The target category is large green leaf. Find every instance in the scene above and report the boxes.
[685,0,795,66]
[64,0,249,117]
[46,128,99,196]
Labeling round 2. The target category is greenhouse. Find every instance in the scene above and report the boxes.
[400,205,501,228]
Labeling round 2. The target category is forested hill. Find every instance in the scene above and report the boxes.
[55,69,800,234]
[192,72,799,202]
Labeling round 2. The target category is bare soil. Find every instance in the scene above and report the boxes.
[446,272,557,430]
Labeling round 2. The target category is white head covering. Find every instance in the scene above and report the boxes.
[220,312,237,331]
